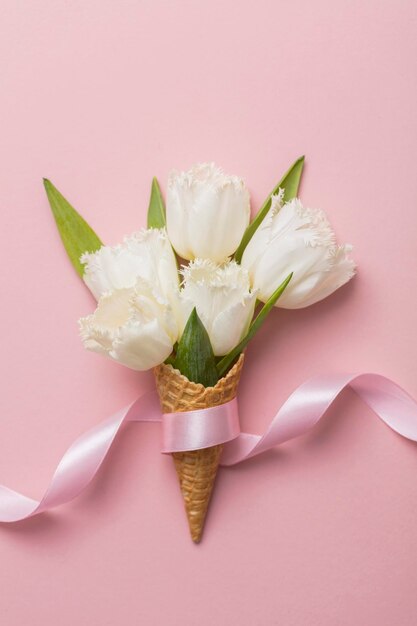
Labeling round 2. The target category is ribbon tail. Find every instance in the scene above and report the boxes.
[0,391,161,523]
[221,373,417,466]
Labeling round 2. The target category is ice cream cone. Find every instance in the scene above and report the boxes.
[154,354,244,543]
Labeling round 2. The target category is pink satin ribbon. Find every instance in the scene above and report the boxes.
[1,372,417,523]
[162,399,240,453]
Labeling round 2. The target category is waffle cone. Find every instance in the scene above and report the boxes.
[154,354,244,543]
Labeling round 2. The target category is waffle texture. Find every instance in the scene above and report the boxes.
[154,354,244,543]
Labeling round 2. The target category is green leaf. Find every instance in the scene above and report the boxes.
[44,179,103,277]
[216,272,293,378]
[147,177,166,229]
[173,308,219,387]
[234,156,305,263]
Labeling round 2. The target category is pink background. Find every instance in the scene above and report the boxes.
[0,1,416,624]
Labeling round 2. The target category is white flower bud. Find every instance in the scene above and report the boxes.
[179,259,256,356]
[81,228,178,302]
[166,163,250,262]
[241,194,355,308]
[79,279,178,370]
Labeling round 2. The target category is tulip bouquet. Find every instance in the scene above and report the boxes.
[45,157,355,542]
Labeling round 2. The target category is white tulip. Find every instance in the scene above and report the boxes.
[179,259,257,356]
[241,194,356,309]
[81,228,179,301]
[166,162,250,262]
[79,279,178,370]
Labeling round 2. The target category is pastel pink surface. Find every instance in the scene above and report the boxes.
[0,0,416,624]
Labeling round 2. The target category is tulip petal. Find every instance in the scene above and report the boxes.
[111,318,174,370]
[211,293,257,355]
[290,245,356,308]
